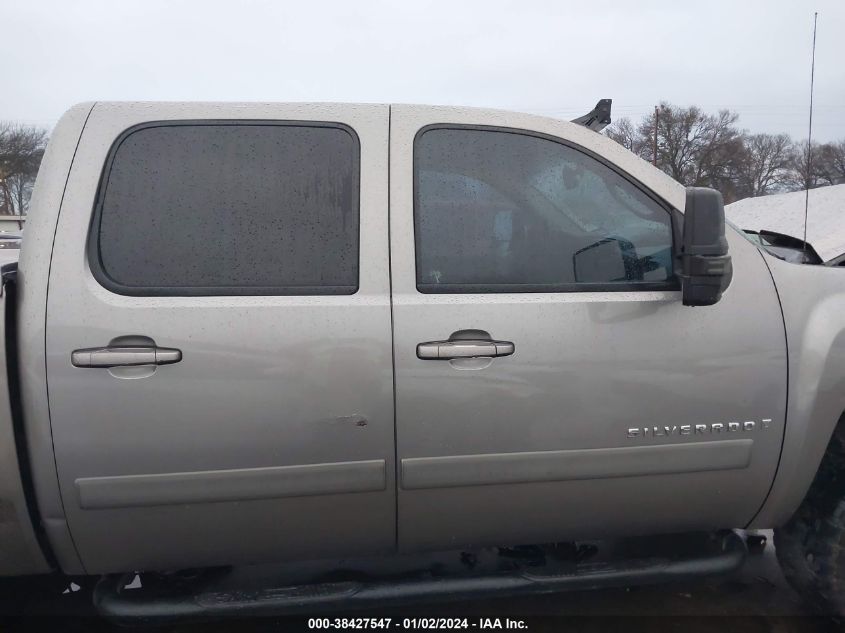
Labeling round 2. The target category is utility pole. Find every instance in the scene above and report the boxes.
[652,105,659,167]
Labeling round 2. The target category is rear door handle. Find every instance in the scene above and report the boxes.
[71,346,182,368]
[417,339,515,360]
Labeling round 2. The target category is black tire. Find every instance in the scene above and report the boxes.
[774,419,845,613]
[774,504,824,605]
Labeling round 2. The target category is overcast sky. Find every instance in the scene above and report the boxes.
[3,0,844,141]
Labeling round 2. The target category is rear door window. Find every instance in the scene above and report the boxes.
[90,122,360,296]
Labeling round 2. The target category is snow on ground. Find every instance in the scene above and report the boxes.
[726,184,845,261]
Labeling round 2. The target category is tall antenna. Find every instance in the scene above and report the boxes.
[803,11,819,248]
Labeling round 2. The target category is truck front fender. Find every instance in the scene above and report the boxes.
[750,252,845,528]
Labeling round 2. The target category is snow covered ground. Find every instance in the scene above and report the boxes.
[726,184,845,262]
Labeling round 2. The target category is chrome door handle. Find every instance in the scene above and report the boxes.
[417,339,515,360]
[71,346,182,368]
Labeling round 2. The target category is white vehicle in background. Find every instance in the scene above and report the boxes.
[0,232,22,267]
[727,183,845,266]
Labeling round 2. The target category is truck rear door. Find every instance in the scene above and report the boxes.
[46,103,394,574]
[388,105,787,552]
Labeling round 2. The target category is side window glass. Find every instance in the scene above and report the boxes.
[416,171,522,285]
[91,123,360,296]
[414,128,675,293]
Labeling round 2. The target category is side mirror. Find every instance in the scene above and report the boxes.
[681,187,733,306]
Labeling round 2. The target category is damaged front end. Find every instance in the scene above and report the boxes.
[744,229,824,265]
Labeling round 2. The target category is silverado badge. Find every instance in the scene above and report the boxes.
[627,418,772,439]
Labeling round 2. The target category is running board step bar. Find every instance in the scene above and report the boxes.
[94,531,745,623]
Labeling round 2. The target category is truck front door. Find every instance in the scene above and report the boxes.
[46,103,394,573]
[389,105,787,552]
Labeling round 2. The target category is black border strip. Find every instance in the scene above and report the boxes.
[412,123,682,294]
[87,120,362,297]
[2,265,58,569]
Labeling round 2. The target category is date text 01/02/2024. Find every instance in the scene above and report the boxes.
[307,618,529,630]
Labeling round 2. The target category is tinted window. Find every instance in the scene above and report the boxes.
[414,128,675,293]
[92,123,359,295]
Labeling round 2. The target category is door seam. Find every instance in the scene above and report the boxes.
[42,103,97,574]
[744,248,790,528]
[387,104,400,551]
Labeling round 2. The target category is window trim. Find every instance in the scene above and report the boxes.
[87,119,362,297]
[412,124,681,294]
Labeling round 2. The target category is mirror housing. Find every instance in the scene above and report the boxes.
[681,187,733,306]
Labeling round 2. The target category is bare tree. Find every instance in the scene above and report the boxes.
[8,172,35,215]
[734,133,796,198]
[604,104,746,198]
[604,117,645,155]
[602,102,845,202]
[785,140,825,192]
[0,122,49,215]
[641,104,744,192]
[816,140,845,186]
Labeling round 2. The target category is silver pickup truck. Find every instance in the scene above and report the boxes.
[2,101,845,619]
